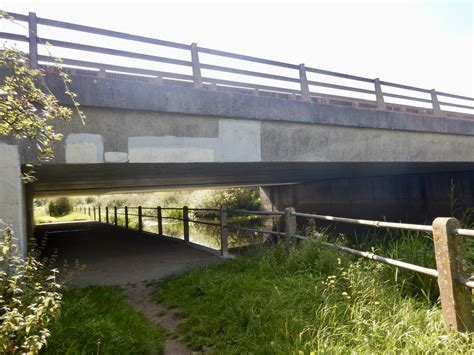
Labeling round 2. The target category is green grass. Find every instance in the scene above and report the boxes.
[153,241,474,354]
[36,212,91,224]
[43,286,165,354]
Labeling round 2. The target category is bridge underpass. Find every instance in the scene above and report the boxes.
[1,11,474,257]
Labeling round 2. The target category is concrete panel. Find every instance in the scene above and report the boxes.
[262,121,474,162]
[0,143,26,257]
[128,136,217,163]
[105,152,128,163]
[219,119,261,162]
[65,134,104,163]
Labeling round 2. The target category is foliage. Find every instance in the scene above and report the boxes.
[153,242,473,353]
[48,197,73,217]
[35,211,90,225]
[0,49,70,181]
[44,286,165,354]
[0,226,62,354]
[84,196,96,204]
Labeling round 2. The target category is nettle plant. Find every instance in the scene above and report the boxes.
[0,224,62,353]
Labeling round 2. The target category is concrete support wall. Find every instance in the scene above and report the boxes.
[0,143,27,257]
[262,171,474,224]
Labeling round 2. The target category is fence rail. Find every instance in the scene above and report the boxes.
[2,11,473,119]
[76,203,474,333]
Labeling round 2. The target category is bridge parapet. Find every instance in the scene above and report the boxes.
[1,11,472,120]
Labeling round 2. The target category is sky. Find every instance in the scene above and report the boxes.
[1,0,473,108]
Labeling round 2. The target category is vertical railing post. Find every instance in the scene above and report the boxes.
[105,207,109,224]
[298,64,310,102]
[98,207,102,222]
[220,206,229,258]
[88,207,91,217]
[93,207,96,220]
[430,89,442,116]
[183,206,189,242]
[125,206,129,228]
[114,206,117,226]
[28,12,38,68]
[284,207,296,248]
[432,217,474,333]
[157,206,163,236]
[138,206,143,232]
[374,78,386,110]
[190,43,203,89]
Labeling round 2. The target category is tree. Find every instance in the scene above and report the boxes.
[0,11,85,353]
[0,48,83,181]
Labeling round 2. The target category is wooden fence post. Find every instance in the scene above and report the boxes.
[284,207,296,248]
[430,89,442,116]
[298,64,310,102]
[114,206,118,225]
[183,206,189,242]
[98,207,102,222]
[125,206,129,228]
[220,206,229,257]
[88,207,91,217]
[105,207,109,223]
[190,43,203,88]
[432,217,474,333]
[28,12,38,68]
[93,207,96,220]
[157,206,163,236]
[374,78,386,110]
[138,206,143,231]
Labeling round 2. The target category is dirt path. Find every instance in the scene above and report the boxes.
[37,222,219,354]
[124,281,192,355]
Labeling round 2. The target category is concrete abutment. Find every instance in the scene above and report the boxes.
[0,143,29,257]
[261,171,474,226]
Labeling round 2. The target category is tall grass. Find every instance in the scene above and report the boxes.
[153,242,473,353]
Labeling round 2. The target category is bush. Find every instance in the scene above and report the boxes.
[48,197,73,217]
[0,225,62,353]
[85,196,96,204]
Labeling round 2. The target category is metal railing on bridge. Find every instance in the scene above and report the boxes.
[1,11,473,119]
[75,204,474,333]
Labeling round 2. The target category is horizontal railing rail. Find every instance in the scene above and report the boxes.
[81,203,474,333]
[2,11,473,119]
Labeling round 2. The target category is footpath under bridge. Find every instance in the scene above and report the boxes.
[65,203,474,333]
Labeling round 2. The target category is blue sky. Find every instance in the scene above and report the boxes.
[1,0,472,105]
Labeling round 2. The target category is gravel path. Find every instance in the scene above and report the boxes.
[37,221,219,354]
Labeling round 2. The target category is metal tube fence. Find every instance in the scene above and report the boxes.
[2,11,473,118]
[92,203,474,333]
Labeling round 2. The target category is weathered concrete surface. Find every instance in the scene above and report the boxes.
[45,73,474,136]
[11,105,474,166]
[262,170,474,223]
[0,143,26,256]
[261,121,474,162]
[65,134,104,163]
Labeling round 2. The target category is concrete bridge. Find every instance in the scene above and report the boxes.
[1,12,474,255]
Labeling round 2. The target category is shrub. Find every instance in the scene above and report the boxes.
[85,196,96,204]
[0,225,62,353]
[48,197,73,217]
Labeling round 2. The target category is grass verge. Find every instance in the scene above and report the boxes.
[153,241,473,353]
[43,286,165,354]
[36,212,91,224]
